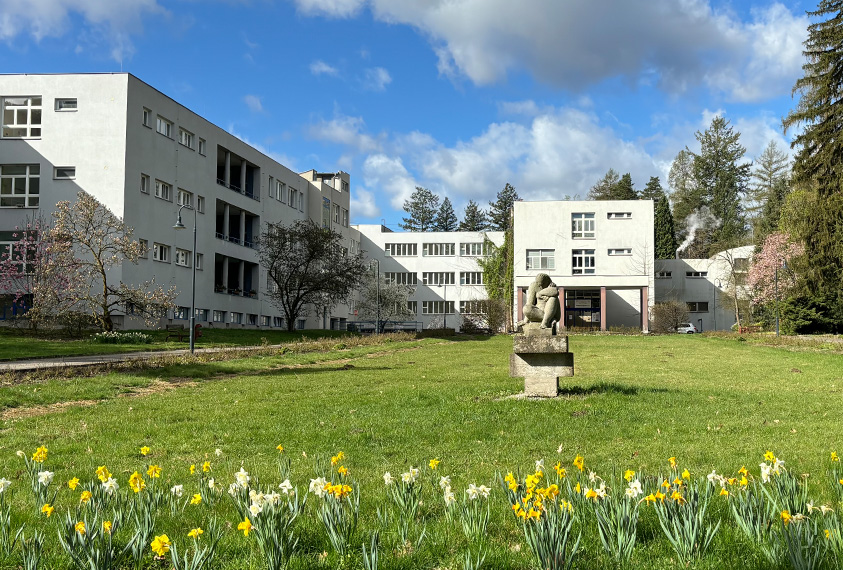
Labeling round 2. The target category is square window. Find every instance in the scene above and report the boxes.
[572,249,595,275]
[154,180,171,201]
[175,248,190,267]
[152,243,170,262]
[177,189,192,207]
[0,164,40,208]
[2,97,42,138]
[178,128,194,149]
[572,213,595,239]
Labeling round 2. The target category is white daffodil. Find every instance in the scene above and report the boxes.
[773,458,785,474]
[265,492,281,505]
[0,478,10,493]
[707,470,718,484]
[466,483,480,500]
[228,483,238,497]
[309,477,328,498]
[170,484,184,497]
[215,448,223,457]
[535,459,544,472]
[478,485,491,499]
[279,479,293,495]
[625,480,643,498]
[37,471,54,486]
[438,475,451,490]
[102,477,119,495]
[249,502,262,517]
[444,490,456,506]
[208,478,216,490]
[383,472,395,486]
[759,462,771,483]
[235,467,250,488]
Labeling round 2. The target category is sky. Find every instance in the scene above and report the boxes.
[0,0,814,228]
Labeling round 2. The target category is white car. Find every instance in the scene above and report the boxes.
[677,322,698,334]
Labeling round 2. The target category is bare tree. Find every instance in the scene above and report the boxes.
[355,272,415,325]
[260,220,367,332]
[652,300,689,333]
[52,191,177,331]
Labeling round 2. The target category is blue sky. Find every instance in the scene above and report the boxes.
[0,0,813,227]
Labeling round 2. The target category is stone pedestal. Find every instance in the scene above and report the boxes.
[510,332,574,397]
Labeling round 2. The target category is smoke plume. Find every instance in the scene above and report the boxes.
[676,206,720,256]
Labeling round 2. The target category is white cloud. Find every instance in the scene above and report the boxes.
[243,95,263,113]
[362,67,392,91]
[361,154,418,209]
[293,0,365,17]
[350,187,381,219]
[307,114,383,153]
[310,60,339,76]
[0,0,164,61]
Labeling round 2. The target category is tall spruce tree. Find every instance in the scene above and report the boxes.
[654,196,678,259]
[433,197,459,231]
[488,183,519,231]
[781,0,843,330]
[754,177,791,246]
[458,200,489,231]
[748,141,790,221]
[640,176,665,202]
[614,173,638,200]
[400,187,440,232]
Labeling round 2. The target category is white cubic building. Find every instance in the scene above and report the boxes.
[512,200,656,332]
[0,73,357,329]
[355,225,505,331]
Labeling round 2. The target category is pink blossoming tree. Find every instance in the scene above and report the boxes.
[746,232,804,305]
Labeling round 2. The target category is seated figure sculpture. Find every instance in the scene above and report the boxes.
[517,273,561,331]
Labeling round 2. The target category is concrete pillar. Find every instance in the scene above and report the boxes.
[517,287,524,321]
[240,160,247,193]
[641,286,649,333]
[240,210,246,242]
[222,257,229,290]
[224,151,231,187]
[557,286,565,330]
[239,262,245,293]
[600,286,607,332]
[223,204,230,238]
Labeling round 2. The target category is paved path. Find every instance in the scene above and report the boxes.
[0,345,278,373]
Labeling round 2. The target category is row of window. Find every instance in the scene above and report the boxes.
[171,307,306,329]
[0,164,77,208]
[656,271,708,279]
[381,271,484,286]
[143,108,207,155]
[140,174,207,212]
[268,176,305,212]
[139,239,203,269]
[526,248,632,273]
[571,212,632,239]
[384,242,490,257]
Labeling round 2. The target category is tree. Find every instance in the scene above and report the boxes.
[669,149,703,252]
[260,220,367,332]
[588,169,620,200]
[433,197,458,232]
[355,271,415,326]
[654,196,678,259]
[613,173,638,200]
[747,232,804,306]
[748,141,790,225]
[52,192,177,331]
[400,187,440,232]
[754,176,791,246]
[640,176,666,202]
[477,229,514,331]
[488,183,519,231]
[458,200,489,231]
[712,247,753,331]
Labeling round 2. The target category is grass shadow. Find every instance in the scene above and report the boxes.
[558,382,670,397]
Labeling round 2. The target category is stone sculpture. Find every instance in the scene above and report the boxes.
[517,273,561,331]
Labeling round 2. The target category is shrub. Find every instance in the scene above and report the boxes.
[90,331,152,344]
[652,301,689,333]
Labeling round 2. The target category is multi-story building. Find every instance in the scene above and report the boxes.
[355,225,505,331]
[0,73,356,329]
[512,200,656,332]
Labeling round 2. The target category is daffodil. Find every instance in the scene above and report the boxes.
[720,488,729,497]
[188,528,203,539]
[309,477,328,498]
[102,521,112,534]
[202,461,211,473]
[681,468,690,481]
[337,465,348,477]
[171,484,183,497]
[102,478,119,495]
[150,534,171,556]
[832,452,839,462]
[189,464,196,475]
[215,448,223,456]
[554,462,567,478]
[96,466,111,483]
[624,469,635,482]
[32,446,48,463]
[129,472,146,494]
[764,450,775,462]
[147,465,161,478]
[738,466,748,477]
[235,467,250,488]
[439,475,451,489]
[190,494,202,505]
[669,456,677,470]
[466,483,480,500]
[140,446,150,456]
[643,493,656,505]
[41,503,54,517]
[80,490,92,504]
[781,510,792,525]
[276,444,284,453]
[573,454,584,472]
[279,479,293,495]
[75,521,85,535]
[37,471,54,486]
[0,479,9,494]
[67,477,80,490]
[429,458,440,470]
[238,517,252,537]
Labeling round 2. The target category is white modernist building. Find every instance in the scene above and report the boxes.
[354,225,505,331]
[512,200,656,332]
[0,73,357,330]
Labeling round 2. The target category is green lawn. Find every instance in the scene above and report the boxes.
[0,334,841,569]
[0,327,350,361]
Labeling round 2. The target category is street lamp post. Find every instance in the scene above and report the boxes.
[713,278,722,331]
[173,204,197,354]
[775,263,780,337]
[372,259,380,334]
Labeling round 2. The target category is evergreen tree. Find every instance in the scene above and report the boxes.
[754,177,790,245]
[488,183,519,231]
[748,141,790,223]
[433,197,459,231]
[458,200,489,231]
[654,195,678,259]
[400,187,440,232]
[588,169,620,200]
[613,173,638,200]
[640,176,665,203]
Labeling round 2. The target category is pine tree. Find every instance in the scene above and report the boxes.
[400,187,440,232]
[458,200,489,231]
[654,196,678,259]
[488,183,519,231]
[588,169,620,200]
[754,177,791,246]
[433,197,458,231]
[640,176,665,203]
[613,173,638,200]
[748,141,790,219]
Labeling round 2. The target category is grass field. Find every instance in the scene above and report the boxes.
[0,334,841,569]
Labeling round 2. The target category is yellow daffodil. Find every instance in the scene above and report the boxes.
[624,469,635,482]
[276,444,284,453]
[826,529,832,539]
[764,450,775,462]
[150,534,171,556]
[655,490,666,501]
[41,503,54,517]
[673,477,683,486]
[661,479,671,489]
[738,466,748,477]
[429,458,440,470]
[238,517,253,537]
[575,482,581,494]
[554,462,567,478]
[80,491,92,504]
[669,456,677,470]
[573,454,584,472]
[103,521,112,534]
[505,472,518,491]
[188,528,203,539]
[147,465,161,478]
[781,510,792,525]
[740,476,748,487]
[720,488,729,497]
[96,466,111,483]
[128,472,146,494]
[190,494,202,505]
[202,461,211,473]
[75,521,85,535]
[832,452,839,462]
[681,468,691,481]
[32,446,48,463]
[68,477,80,490]
[337,465,348,477]
[189,464,196,475]
[140,446,150,456]
[644,493,656,505]
[670,490,685,504]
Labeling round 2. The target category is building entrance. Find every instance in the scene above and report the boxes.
[564,289,601,329]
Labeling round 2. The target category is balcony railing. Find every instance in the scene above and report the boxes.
[213,285,258,298]
[216,178,260,202]
[214,232,258,250]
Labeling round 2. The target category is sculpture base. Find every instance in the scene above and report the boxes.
[510,334,574,398]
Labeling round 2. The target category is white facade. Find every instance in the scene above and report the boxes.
[355,225,505,331]
[0,73,357,330]
[654,246,753,332]
[513,200,656,332]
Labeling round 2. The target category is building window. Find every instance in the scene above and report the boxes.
[154,180,172,201]
[384,272,418,285]
[2,96,42,138]
[322,197,331,228]
[177,189,193,207]
[607,212,632,219]
[213,310,225,323]
[342,208,349,227]
[572,249,595,275]
[0,164,40,208]
[195,308,209,321]
[138,239,148,259]
[734,258,749,272]
[341,180,349,192]
[686,271,708,278]
[290,187,298,208]
[53,166,75,180]
[156,116,172,137]
[460,272,484,285]
[572,213,595,238]
[385,243,417,256]
[140,174,150,194]
[230,312,242,324]
[655,271,672,279]
[152,243,170,262]
[460,242,488,256]
[259,315,270,326]
[687,301,709,312]
[296,318,306,330]
[460,300,487,314]
[406,301,417,314]
[422,272,455,286]
[526,249,555,270]
[175,248,190,267]
[275,180,284,202]
[268,176,274,199]
[273,316,283,327]
[422,301,455,314]
[196,195,205,213]
[198,138,206,155]
[142,108,151,127]
[195,253,203,270]
[299,190,305,211]
[608,248,632,256]
[247,314,257,325]
[422,243,455,256]
[54,98,77,111]
[174,306,190,320]
[333,203,340,224]
[178,128,194,149]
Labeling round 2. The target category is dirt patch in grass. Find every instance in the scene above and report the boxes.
[1,399,100,421]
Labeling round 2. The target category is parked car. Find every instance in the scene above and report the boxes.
[677,322,698,334]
